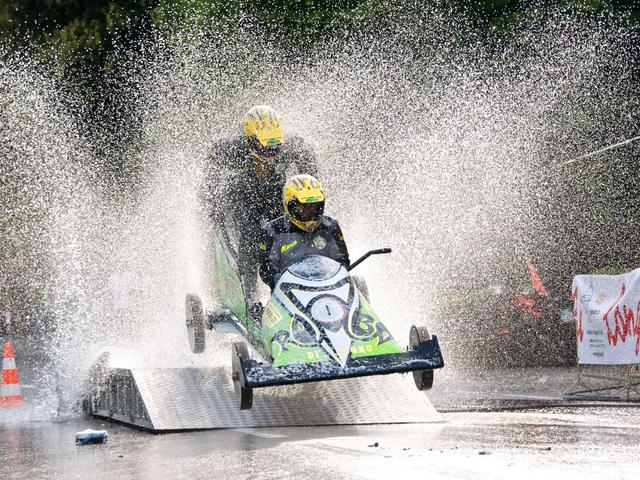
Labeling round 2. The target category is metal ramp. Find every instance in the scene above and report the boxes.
[86,366,441,431]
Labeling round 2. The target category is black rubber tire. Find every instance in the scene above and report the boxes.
[232,342,253,410]
[185,294,206,354]
[409,325,434,391]
[352,275,370,302]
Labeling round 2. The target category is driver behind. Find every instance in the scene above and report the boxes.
[203,105,317,300]
[258,174,350,290]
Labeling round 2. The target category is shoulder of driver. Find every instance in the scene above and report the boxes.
[319,216,342,235]
[212,136,246,169]
[279,134,313,159]
[262,215,289,235]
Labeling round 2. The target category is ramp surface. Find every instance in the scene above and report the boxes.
[89,367,440,431]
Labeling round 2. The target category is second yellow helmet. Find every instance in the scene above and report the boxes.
[243,105,284,160]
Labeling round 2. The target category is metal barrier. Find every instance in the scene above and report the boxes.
[565,364,640,401]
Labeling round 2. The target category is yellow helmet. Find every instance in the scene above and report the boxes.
[243,105,284,160]
[283,174,325,232]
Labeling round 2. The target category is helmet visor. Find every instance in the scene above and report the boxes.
[289,200,324,222]
[247,136,282,159]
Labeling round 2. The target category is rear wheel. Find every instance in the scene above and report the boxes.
[409,325,434,391]
[186,294,205,353]
[232,342,253,410]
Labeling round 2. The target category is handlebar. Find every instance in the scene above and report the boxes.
[347,248,392,272]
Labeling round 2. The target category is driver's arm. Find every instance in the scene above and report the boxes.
[201,139,233,224]
[258,225,278,289]
[332,223,350,268]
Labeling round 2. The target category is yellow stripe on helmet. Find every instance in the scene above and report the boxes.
[243,105,284,147]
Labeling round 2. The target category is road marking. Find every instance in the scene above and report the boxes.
[234,428,286,439]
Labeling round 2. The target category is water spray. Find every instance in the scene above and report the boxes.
[0,4,638,416]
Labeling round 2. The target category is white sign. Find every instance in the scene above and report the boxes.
[572,268,640,365]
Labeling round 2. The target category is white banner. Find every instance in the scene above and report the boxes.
[572,268,640,365]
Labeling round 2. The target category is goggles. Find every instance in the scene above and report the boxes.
[247,136,282,159]
[288,200,324,222]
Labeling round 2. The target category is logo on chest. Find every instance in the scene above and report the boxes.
[313,236,328,249]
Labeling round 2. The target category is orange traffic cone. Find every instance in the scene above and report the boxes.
[0,341,26,408]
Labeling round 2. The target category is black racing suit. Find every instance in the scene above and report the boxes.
[258,215,350,290]
[202,134,317,299]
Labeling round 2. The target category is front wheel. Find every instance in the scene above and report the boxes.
[409,325,434,391]
[232,342,253,410]
[186,294,205,353]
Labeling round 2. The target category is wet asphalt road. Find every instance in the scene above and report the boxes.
[2,341,639,479]
[2,405,640,480]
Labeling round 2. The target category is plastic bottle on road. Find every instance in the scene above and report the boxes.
[75,429,109,445]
